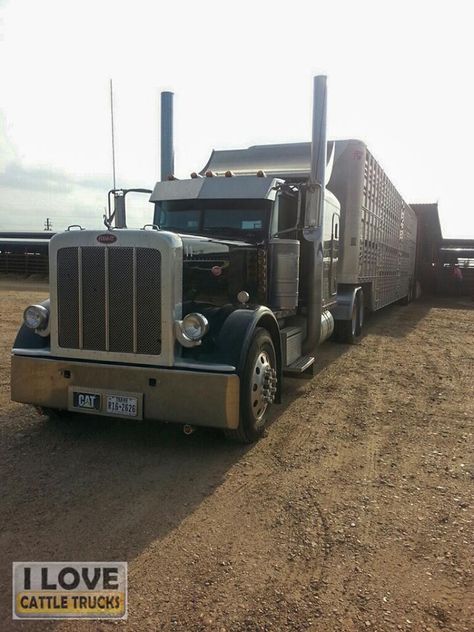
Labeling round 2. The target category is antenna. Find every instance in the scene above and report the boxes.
[110,79,117,190]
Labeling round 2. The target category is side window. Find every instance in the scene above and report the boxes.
[272,194,298,236]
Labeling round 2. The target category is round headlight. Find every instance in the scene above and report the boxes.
[23,304,49,331]
[182,313,209,341]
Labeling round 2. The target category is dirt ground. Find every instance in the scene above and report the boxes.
[0,286,472,632]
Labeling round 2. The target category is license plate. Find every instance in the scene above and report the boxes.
[106,395,138,417]
[73,391,101,411]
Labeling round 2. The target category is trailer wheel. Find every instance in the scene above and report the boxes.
[225,327,277,444]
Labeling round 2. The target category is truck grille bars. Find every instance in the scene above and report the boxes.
[57,246,161,355]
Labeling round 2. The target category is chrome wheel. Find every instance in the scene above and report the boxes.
[225,327,277,444]
[250,350,277,424]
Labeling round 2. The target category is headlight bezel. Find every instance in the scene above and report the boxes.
[175,312,209,348]
[23,304,50,335]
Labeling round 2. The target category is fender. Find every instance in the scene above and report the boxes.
[217,306,282,403]
[332,286,362,321]
[13,298,51,350]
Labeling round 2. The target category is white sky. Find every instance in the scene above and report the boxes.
[0,0,473,237]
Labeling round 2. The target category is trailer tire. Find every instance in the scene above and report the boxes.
[225,328,276,444]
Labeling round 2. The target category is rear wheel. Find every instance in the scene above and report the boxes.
[225,328,277,444]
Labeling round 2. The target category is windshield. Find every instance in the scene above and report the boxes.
[154,200,269,241]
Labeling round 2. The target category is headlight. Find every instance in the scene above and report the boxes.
[175,313,209,347]
[23,304,49,331]
[182,313,208,340]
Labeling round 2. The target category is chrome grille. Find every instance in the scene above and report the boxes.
[108,247,134,353]
[82,247,106,350]
[57,247,80,348]
[136,248,161,354]
[57,246,162,355]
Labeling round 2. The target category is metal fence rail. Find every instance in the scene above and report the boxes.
[0,252,49,275]
[0,233,52,278]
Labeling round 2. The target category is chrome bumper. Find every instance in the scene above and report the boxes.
[11,355,240,429]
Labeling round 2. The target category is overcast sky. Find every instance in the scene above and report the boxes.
[0,0,473,237]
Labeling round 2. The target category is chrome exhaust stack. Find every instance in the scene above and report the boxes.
[303,75,327,353]
[161,91,175,181]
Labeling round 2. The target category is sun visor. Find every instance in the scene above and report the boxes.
[150,175,281,202]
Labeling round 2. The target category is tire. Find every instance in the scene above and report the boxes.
[225,328,277,444]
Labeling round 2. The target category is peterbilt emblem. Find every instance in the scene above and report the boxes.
[97,233,117,244]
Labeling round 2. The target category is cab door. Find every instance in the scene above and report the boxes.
[330,211,340,296]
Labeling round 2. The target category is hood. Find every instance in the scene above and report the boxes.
[179,233,262,308]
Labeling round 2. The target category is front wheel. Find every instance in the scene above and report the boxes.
[225,328,277,444]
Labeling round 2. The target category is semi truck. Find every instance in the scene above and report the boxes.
[11,76,417,443]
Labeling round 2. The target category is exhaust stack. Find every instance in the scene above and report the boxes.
[161,91,175,181]
[307,75,327,227]
[303,75,327,353]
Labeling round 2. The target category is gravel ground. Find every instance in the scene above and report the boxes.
[0,286,472,631]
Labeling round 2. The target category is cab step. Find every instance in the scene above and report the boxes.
[283,355,315,377]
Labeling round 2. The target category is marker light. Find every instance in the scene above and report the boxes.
[256,170,266,177]
[237,291,250,304]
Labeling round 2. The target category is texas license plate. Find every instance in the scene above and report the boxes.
[106,395,138,417]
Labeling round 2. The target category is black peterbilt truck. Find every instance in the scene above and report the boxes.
[11,76,417,443]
